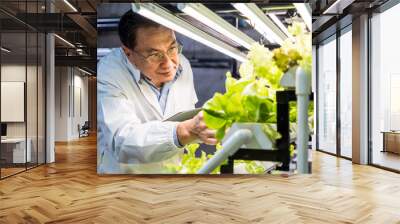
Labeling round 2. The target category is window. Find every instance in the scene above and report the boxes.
[370,3,400,171]
[339,27,352,158]
[317,36,337,154]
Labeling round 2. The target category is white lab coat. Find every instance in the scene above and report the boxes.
[97,48,198,174]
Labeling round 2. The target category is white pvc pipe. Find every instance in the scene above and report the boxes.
[296,67,311,174]
[197,129,253,174]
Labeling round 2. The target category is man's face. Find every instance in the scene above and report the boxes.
[124,26,180,88]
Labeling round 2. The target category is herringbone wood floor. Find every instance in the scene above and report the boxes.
[1,135,400,224]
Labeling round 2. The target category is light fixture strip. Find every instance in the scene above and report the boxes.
[1,47,11,53]
[132,4,246,62]
[63,0,78,12]
[78,67,92,76]
[54,34,75,48]
[268,14,293,39]
[322,0,342,14]
[232,3,287,45]
[177,3,256,50]
[321,0,355,15]
[293,3,312,30]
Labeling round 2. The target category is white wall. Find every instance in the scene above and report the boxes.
[1,65,26,141]
[55,66,69,141]
[55,67,89,141]
[71,72,89,138]
[1,65,25,130]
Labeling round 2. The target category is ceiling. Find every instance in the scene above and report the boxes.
[1,1,310,75]
[0,0,97,74]
[311,0,389,44]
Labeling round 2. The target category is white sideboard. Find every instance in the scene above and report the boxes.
[1,138,32,163]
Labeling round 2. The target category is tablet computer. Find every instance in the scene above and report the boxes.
[164,108,202,122]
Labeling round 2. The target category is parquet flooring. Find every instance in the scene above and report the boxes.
[0,135,400,223]
[1,167,26,177]
[373,151,400,171]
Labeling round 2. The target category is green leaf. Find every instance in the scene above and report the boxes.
[216,125,227,141]
[262,123,282,142]
[203,110,226,130]
[203,93,226,115]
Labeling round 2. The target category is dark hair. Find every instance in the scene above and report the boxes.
[118,10,162,49]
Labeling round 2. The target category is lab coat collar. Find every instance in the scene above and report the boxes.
[120,48,141,83]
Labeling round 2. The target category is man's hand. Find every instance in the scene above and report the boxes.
[176,111,217,146]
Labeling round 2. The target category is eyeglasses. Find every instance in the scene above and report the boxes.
[133,44,183,64]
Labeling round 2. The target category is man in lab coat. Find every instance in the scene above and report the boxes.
[97,10,217,174]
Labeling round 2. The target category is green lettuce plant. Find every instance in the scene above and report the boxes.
[168,22,312,174]
[203,22,311,142]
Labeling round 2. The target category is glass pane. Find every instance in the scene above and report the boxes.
[371,4,400,171]
[317,37,337,154]
[0,1,46,178]
[1,31,27,177]
[339,29,352,158]
[27,31,38,169]
[38,32,45,165]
